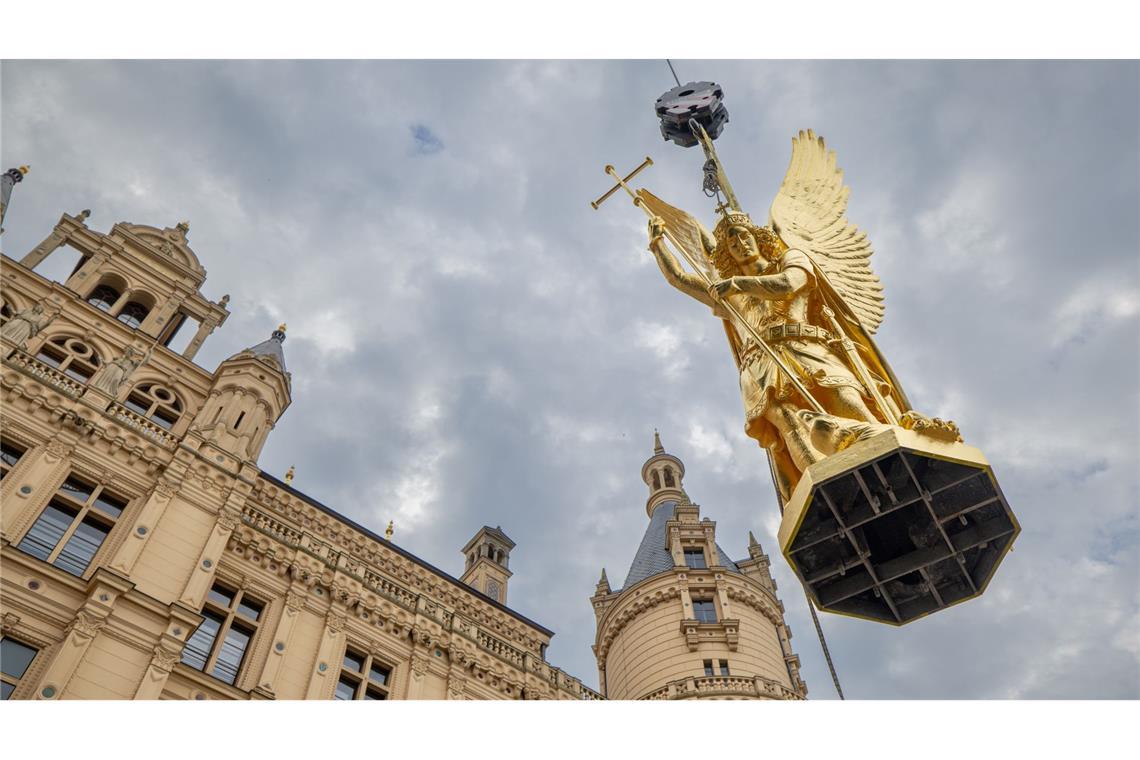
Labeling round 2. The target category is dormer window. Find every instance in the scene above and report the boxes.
[87,285,120,312]
[684,548,707,569]
[116,301,149,329]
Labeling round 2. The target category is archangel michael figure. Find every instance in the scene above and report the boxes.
[637,130,957,505]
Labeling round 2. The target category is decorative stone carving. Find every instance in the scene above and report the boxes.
[285,589,306,612]
[1,302,55,349]
[325,612,346,633]
[67,609,106,639]
[44,437,74,463]
[411,654,429,677]
[1,612,21,634]
[90,346,148,395]
[216,509,241,532]
[150,644,181,674]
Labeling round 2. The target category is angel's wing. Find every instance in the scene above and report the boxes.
[636,188,716,281]
[769,130,885,334]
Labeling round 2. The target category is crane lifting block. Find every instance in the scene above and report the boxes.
[778,428,1019,625]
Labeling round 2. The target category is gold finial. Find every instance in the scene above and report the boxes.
[284,465,295,484]
[385,521,394,541]
[277,323,287,334]
[18,166,29,175]
[653,428,664,455]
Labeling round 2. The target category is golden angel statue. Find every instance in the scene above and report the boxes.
[640,130,938,503]
[596,129,1019,624]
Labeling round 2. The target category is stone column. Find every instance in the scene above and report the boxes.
[405,652,431,699]
[32,571,131,700]
[138,287,190,341]
[63,250,110,296]
[256,588,306,694]
[304,609,347,699]
[132,604,201,699]
[182,317,219,362]
[19,216,77,271]
[108,478,180,575]
[1,437,74,542]
[446,670,467,700]
[178,507,241,609]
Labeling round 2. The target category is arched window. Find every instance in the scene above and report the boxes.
[116,301,150,329]
[87,285,121,312]
[652,471,661,489]
[35,337,101,383]
[123,383,183,430]
[664,467,675,488]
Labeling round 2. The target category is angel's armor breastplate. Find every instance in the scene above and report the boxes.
[741,249,814,337]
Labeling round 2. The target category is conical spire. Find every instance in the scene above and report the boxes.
[595,567,611,595]
[653,428,664,455]
[243,323,288,372]
[748,530,766,560]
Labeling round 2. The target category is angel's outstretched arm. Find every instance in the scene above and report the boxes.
[712,267,810,300]
[647,218,721,312]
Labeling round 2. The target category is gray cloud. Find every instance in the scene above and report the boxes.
[1,60,1136,698]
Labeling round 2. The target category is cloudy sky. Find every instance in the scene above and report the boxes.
[2,60,1137,699]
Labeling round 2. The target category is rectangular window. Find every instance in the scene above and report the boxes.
[703,660,714,677]
[336,645,392,700]
[0,439,27,480]
[1,637,40,700]
[692,599,717,624]
[181,582,264,686]
[683,548,707,569]
[719,660,730,676]
[15,476,127,577]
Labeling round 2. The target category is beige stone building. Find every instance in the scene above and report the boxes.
[0,205,806,701]
[592,433,807,700]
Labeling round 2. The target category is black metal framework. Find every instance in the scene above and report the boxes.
[181,582,264,686]
[336,645,391,700]
[15,475,127,577]
[787,448,1018,624]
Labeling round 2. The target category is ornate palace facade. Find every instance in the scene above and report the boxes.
[0,204,804,700]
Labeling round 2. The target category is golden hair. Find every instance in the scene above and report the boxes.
[710,213,787,276]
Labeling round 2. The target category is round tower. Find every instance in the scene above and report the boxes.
[590,432,808,700]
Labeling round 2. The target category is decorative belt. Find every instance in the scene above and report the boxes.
[739,323,834,366]
[765,323,833,343]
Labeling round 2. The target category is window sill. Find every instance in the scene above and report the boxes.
[679,618,740,652]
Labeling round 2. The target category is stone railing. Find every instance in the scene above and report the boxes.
[362,566,419,610]
[477,628,525,669]
[109,402,177,449]
[642,674,803,701]
[5,350,85,398]
[240,504,305,546]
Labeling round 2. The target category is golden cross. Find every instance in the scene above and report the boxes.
[590,156,653,210]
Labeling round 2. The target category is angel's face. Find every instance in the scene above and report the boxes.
[726,225,761,265]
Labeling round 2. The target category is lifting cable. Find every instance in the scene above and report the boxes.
[803,586,845,699]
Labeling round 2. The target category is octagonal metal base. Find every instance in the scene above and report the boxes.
[777,428,1019,625]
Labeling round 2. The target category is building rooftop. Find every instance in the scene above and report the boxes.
[621,499,742,590]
